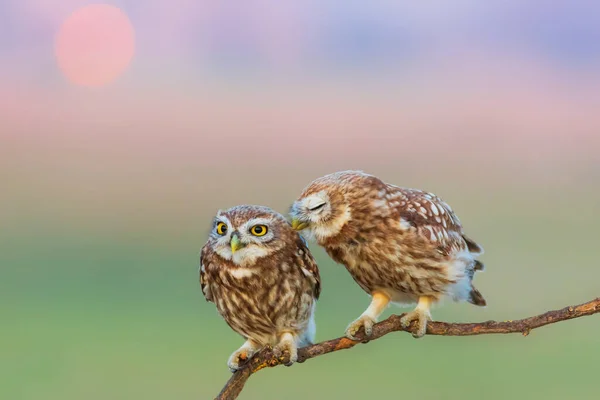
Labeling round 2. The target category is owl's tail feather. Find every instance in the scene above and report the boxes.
[468,286,487,307]
[474,260,485,272]
[463,235,484,255]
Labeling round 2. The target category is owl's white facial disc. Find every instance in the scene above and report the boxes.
[293,191,351,242]
[308,204,351,242]
[211,214,233,252]
[300,192,331,222]
[304,193,328,213]
[213,216,280,267]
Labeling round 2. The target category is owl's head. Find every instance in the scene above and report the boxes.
[208,205,292,266]
[289,170,372,242]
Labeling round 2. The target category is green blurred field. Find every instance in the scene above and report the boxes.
[2,172,599,400]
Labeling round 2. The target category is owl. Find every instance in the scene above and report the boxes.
[289,171,486,339]
[199,205,321,371]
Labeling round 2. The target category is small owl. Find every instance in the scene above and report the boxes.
[200,205,321,371]
[289,171,485,339]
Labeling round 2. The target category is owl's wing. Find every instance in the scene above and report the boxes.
[297,236,321,299]
[388,186,483,256]
[199,244,214,302]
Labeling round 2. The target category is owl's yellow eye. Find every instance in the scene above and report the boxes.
[216,222,228,235]
[250,225,268,236]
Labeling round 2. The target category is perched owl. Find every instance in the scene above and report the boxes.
[200,205,321,371]
[289,171,485,339]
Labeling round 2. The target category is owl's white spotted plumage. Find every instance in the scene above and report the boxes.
[200,205,320,371]
[290,171,486,339]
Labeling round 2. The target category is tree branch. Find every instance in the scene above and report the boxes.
[215,297,600,400]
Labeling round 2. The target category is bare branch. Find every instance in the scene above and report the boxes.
[215,297,600,400]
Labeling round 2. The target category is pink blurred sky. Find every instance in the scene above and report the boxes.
[2,0,600,242]
[1,0,599,176]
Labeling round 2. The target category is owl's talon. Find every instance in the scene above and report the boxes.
[272,346,282,359]
[273,334,298,367]
[283,355,296,367]
[400,309,432,338]
[345,315,376,340]
[227,344,258,372]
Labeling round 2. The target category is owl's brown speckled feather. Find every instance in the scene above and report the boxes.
[200,205,320,370]
[290,171,486,339]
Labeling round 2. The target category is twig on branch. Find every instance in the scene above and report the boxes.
[215,297,600,400]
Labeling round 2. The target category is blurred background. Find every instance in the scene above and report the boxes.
[1,1,599,399]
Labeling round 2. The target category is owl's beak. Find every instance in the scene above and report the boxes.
[230,233,245,254]
[291,218,309,231]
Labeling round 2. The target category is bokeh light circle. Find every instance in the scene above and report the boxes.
[55,4,135,88]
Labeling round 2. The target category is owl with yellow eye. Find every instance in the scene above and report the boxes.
[200,205,321,371]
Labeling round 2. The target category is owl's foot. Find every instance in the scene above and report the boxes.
[345,315,376,340]
[227,340,260,372]
[400,309,431,338]
[400,296,434,338]
[345,291,391,340]
[273,332,298,366]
